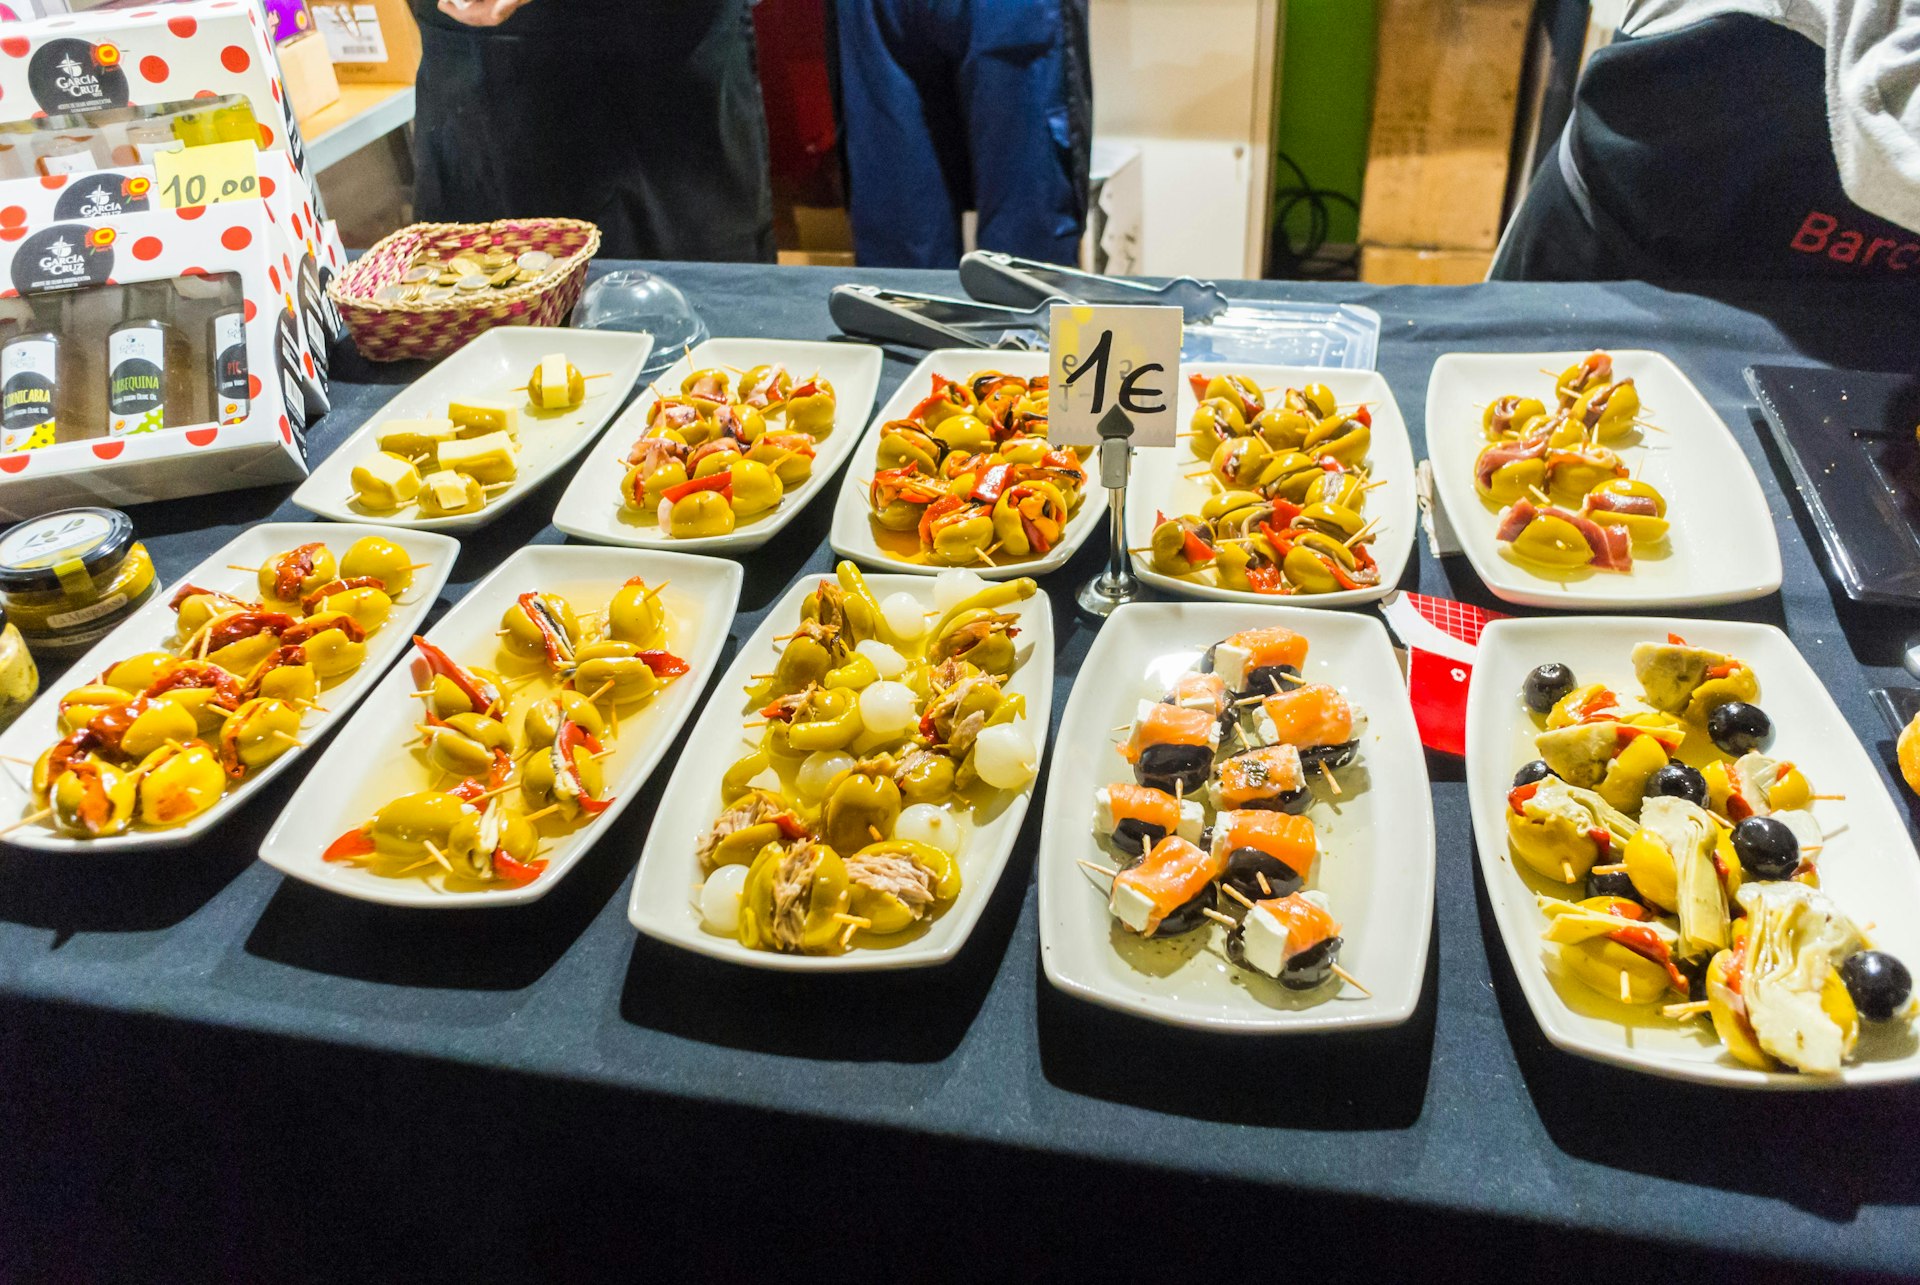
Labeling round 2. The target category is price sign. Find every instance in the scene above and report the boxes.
[1048,303,1182,447]
[153,141,260,210]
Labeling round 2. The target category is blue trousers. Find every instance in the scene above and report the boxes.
[836,0,1091,268]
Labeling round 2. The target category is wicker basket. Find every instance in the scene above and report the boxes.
[328,218,602,363]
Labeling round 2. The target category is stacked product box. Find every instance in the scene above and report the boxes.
[0,0,346,516]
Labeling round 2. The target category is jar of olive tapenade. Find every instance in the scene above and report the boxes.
[0,603,37,731]
[0,507,156,659]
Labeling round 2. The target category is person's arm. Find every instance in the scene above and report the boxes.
[436,0,533,27]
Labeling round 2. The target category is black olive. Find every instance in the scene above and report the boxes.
[1281,935,1343,990]
[1299,740,1358,770]
[1841,951,1913,1023]
[1643,762,1707,807]
[1221,850,1304,905]
[1238,786,1313,815]
[1135,741,1212,796]
[1512,759,1555,788]
[1731,816,1799,880]
[1223,926,1252,970]
[1150,883,1216,937]
[1586,868,1643,904]
[1197,645,1216,674]
[1522,663,1576,713]
[1110,817,1167,858]
[1707,701,1771,755]
[1243,663,1301,697]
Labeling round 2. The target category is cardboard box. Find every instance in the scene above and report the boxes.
[1359,0,1531,252]
[0,0,318,185]
[1358,245,1493,286]
[277,28,339,126]
[0,199,314,518]
[309,0,418,84]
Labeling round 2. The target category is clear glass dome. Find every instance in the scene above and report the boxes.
[572,269,709,379]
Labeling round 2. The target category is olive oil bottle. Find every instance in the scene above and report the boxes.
[106,282,191,436]
[1,297,62,452]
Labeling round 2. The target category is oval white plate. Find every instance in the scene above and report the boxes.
[1037,601,1434,1031]
[1465,615,1920,1087]
[1124,365,1416,608]
[291,327,654,534]
[1425,349,1782,609]
[550,337,883,553]
[0,522,459,853]
[827,348,1103,581]
[628,571,1054,970]
[258,545,741,907]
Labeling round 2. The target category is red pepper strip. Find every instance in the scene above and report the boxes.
[491,851,548,887]
[1323,557,1365,592]
[67,763,115,835]
[1587,829,1612,857]
[636,650,689,677]
[1181,527,1215,566]
[661,471,733,505]
[773,813,811,840]
[556,720,611,816]
[1020,514,1050,555]
[281,614,367,647]
[272,543,324,601]
[1607,922,1691,995]
[1246,564,1288,594]
[1705,662,1737,680]
[411,636,501,715]
[324,828,376,862]
[168,581,241,611]
[1188,373,1212,402]
[450,750,516,803]
[972,462,1017,505]
[1667,632,1687,646]
[1509,781,1542,814]
[84,698,147,757]
[203,610,296,654]
[789,381,821,400]
[1269,498,1303,526]
[1353,404,1372,427]
[144,663,244,709]
[1576,687,1617,721]
[918,495,967,546]
[517,592,572,669]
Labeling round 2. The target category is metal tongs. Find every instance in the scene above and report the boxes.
[956,251,1231,324]
[827,284,1051,352]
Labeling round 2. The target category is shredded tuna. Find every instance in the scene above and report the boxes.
[696,791,800,869]
[770,846,825,950]
[844,851,937,911]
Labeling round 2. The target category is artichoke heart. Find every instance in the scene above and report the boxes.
[1734,882,1863,1075]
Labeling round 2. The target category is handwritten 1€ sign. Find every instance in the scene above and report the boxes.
[1047,303,1183,448]
[153,140,261,209]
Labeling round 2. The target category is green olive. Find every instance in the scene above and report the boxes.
[317,586,392,635]
[151,686,228,735]
[727,458,784,517]
[120,700,200,760]
[501,593,579,660]
[339,535,415,596]
[1300,382,1337,418]
[134,741,224,827]
[1304,470,1364,509]
[1295,501,1366,540]
[573,639,659,705]
[1200,490,1265,522]
[222,698,303,772]
[206,631,281,679]
[932,414,993,453]
[257,662,318,706]
[722,749,774,803]
[448,805,540,879]
[259,545,336,602]
[607,580,666,648]
[104,652,173,693]
[60,684,131,732]
[521,739,605,816]
[897,752,956,805]
[691,444,743,480]
[522,691,607,749]
[370,790,470,858]
[51,760,138,837]
[1254,406,1312,451]
[822,766,901,857]
[665,490,736,538]
[301,627,366,679]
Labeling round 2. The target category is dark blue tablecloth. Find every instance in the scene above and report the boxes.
[6,265,1919,1280]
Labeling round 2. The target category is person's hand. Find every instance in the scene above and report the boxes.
[436,0,532,27]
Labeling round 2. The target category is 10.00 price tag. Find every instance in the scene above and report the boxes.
[1047,303,1183,448]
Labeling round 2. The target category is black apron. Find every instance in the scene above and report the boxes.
[410,0,775,262]
[1492,14,1920,282]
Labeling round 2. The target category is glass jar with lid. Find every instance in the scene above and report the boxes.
[0,506,156,658]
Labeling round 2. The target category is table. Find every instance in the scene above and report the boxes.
[7,265,1920,1280]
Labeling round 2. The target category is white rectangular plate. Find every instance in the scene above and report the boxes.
[292,327,654,534]
[1466,615,1920,1087]
[258,545,741,907]
[0,522,459,853]
[628,571,1055,970]
[827,348,1102,580]
[551,338,883,553]
[1125,365,1416,608]
[1037,601,1434,1031]
[1426,350,1781,609]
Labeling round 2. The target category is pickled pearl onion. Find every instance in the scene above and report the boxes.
[880,593,927,641]
[698,863,750,934]
[934,569,987,613]
[972,720,1037,790]
[896,802,967,857]
[855,639,909,679]
[858,681,919,738]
